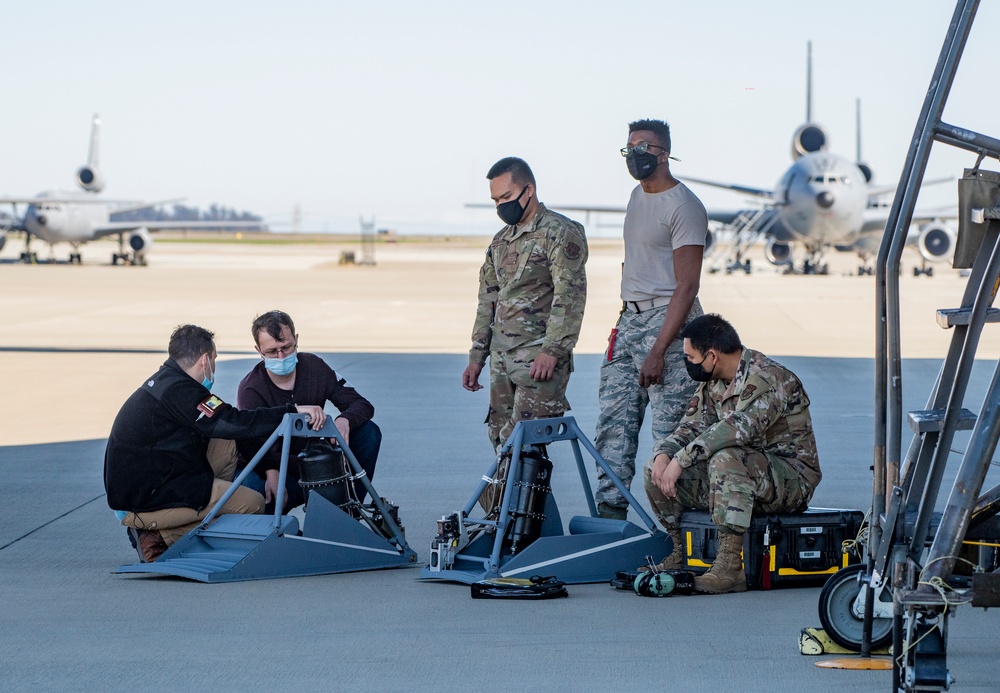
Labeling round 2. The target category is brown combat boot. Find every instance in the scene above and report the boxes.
[638,528,684,572]
[129,527,168,563]
[694,530,747,594]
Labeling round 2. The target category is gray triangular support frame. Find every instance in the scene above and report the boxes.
[420,416,670,585]
[115,413,417,582]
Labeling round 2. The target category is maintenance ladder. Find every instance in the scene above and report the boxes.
[865,1,1000,690]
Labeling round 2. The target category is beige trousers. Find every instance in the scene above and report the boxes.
[121,439,265,545]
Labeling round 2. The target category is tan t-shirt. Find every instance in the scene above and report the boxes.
[620,182,708,302]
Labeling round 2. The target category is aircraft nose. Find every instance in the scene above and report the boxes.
[35,214,48,226]
[816,191,835,209]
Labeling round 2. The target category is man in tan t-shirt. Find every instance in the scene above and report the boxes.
[594,118,708,521]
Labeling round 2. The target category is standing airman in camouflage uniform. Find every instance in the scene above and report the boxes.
[644,313,821,594]
[595,118,707,520]
[463,158,587,507]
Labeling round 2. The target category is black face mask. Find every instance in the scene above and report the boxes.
[684,353,715,382]
[496,185,530,225]
[627,152,660,180]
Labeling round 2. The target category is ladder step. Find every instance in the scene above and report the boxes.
[935,306,1000,328]
[907,408,977,434]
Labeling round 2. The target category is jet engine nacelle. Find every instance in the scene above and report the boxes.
[916,222,954,263]
[705,228,714,255]
[857,162,875,183]
[765,238,793,266]
[791,123,828,160]
[75,165,105,193]
[128,227,153,259]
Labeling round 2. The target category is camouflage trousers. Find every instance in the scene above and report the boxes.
[643,447,815,534]
[594,299,702,511]
[487,345,571,451]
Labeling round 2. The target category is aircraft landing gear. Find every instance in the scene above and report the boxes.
[725,258,752,275]
[69,252,82,264]
[802,258,829,275]
[19,234,38,264]
[112,233,143,266]
[913,264,934,277]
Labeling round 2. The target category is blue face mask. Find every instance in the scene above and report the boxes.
[201,362,215,391]
[265,352,298,377]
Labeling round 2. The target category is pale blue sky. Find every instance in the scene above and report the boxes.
[0,1,993,236]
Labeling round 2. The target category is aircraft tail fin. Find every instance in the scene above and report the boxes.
[87,114,101,170]
[806,41,812,123]
[75,114,105,192]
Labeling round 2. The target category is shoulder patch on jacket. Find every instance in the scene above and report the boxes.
[564,241,581,260]
[740,384,757,401]
[685,396,699,416]
[197,394,224,419]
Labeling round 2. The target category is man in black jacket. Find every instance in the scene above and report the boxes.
[104,324,325,562]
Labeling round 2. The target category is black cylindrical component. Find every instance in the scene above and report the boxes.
[508,448,553,554]
[297,438,352,508]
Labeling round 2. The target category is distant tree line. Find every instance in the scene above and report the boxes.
[111,204,262,223]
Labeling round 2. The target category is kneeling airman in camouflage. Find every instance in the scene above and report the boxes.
[644,313,821,594]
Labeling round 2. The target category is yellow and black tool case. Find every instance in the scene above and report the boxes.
[679,507,865,590]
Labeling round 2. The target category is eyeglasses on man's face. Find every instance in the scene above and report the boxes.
[620,142,668,158]
[261,342,296,359]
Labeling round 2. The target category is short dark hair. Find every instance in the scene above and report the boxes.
[628,119,672,154]
[486,157,536,188]
[251,310,296,346]
[680,314,742,355]
[168,324,215,368]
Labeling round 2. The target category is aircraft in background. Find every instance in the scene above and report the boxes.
[478,44,955,277]
[0,114,264,265]
[687,42,955,276]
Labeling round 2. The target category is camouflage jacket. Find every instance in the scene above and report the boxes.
[469,203,588,365]
[655,348,821,487]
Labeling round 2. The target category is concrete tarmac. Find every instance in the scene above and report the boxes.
[2,238,998,691]
[2,353,998,692]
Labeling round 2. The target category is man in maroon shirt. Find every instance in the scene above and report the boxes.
[236,310,381,512]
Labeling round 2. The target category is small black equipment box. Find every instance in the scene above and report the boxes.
[679,507,865,590]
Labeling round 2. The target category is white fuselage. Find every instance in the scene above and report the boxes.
[774,152,868,249]
[23,192,110,245]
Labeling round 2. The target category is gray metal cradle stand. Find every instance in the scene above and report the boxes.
[420,416,671,585]
[115,413,418,582]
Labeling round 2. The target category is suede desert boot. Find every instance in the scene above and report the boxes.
[693,530,748,594]
[638,527,684,572]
